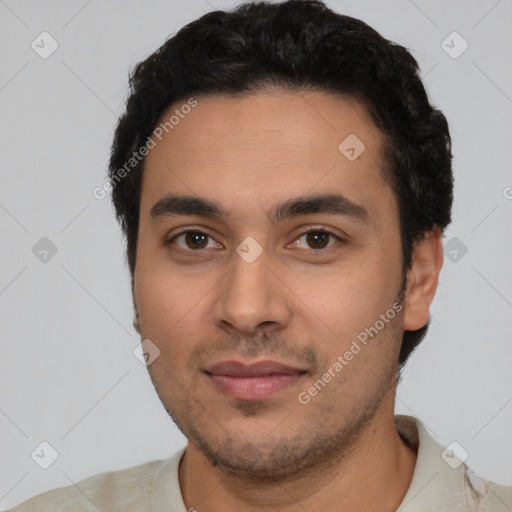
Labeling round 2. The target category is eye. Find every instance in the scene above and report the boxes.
[166,228,342,253]
[292,229,341,250]
[168,230,221,251]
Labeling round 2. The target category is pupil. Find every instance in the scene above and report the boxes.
[308,231,328,249]
[186,232,207,249]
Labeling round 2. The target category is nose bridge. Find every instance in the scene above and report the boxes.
[214,246,291,334]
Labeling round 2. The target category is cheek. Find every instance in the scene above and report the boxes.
[136,274,197,335]
[134,255,221,357]
[134,273,202,382]
[297,255,400,342]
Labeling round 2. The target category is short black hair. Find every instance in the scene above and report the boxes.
[109,0,453,370]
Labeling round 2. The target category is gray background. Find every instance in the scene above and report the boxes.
[0,0,511,509]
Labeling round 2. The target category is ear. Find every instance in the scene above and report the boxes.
[403,226,444,331]
[133,309,141,334]
[132,276,141,334]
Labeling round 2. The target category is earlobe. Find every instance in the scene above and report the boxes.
[132,277,141,334]
[403,227,444,331]
[133,310,141,334]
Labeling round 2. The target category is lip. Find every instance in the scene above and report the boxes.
[204,360,307,401]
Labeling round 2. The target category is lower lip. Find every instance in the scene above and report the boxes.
[207,373,305,401]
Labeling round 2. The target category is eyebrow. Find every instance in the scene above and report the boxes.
[149,193,369,224]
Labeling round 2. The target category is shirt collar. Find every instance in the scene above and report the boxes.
[396,414,468,511]
[150,415,469,511]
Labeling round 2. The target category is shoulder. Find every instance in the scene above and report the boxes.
[395,415,512,511]
[465,469,512,511]
[8,457,167,512]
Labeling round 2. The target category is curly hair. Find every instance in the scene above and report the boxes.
[108,0,453,370]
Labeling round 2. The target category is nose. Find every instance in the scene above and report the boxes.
[213,250,292,336]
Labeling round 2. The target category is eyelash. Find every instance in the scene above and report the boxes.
[166,227,342,253]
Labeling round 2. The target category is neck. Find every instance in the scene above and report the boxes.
[178,397,417,511]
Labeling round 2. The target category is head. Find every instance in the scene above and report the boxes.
[109,0,452,480]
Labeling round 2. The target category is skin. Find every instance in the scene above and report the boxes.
[133,88,443,511]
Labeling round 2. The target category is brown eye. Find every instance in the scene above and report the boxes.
[306,231,330,249]
[184,232,208,249]
[294,229,340,250]
[169,231,219,251]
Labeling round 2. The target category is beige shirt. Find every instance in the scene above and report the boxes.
[9,415,512,511]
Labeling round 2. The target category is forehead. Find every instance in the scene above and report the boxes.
[140,89,394,221]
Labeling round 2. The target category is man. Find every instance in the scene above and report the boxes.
[10,0,511,510]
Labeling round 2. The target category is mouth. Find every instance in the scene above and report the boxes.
[203,360,308,401]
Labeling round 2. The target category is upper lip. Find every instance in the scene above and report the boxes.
[204,360,307,377]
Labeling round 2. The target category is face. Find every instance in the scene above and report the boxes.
[134,89,407,480]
